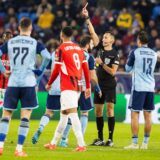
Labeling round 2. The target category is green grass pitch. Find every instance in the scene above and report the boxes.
[1,120,160,160]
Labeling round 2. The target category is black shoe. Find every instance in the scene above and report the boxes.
[104,139,114,147]
[90,139,105,146]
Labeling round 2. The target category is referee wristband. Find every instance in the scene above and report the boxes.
[95,84,101,93]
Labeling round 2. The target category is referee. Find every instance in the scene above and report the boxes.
[82,4,119,146]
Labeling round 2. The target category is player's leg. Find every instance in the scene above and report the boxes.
[104,89,116,147]
[65,91,86,149]
[32,94,60,144]
[32,109,53,144]
[59,118,71,147]
[15,109,32,157]
[105,102,115,146]
[140,92,154,149]
[124,91,145,149]
[92,90,105,146]
[0,87,18,155]
[0,110,13,155]
[79,91,93,135]
[45,112,69,149]
[80,111,88,135]
[68,107,86,151]
[15,87,38,157]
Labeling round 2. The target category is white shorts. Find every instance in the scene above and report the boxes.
[60,90,81,111]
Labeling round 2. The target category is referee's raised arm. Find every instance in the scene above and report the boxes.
[81,3,99,47]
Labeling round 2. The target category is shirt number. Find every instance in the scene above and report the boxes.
[143,58,153,75]
[13,47,29,65]
[73,53,80,70]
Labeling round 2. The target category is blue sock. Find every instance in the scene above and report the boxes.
[0,118,10,142]
[80,115,88,135]
[18,118,29,145]
[39,114,50,131]
[143,134,150,144]
[132,135,138,144]
[62,118,72,141]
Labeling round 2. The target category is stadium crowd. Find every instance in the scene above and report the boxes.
[0,0,160,71]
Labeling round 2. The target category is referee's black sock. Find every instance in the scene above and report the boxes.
[96,117,104,141]
[108,116,115,141]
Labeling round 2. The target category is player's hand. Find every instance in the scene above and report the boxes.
[95,84,102,98]
[98,90,102,98]
[45,84,51,91]
[3,70,11,78]
[82,2,89,18]
[85,88,91,99]
[95,57,103,65]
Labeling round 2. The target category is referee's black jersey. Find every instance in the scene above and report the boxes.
[95,43,119,90]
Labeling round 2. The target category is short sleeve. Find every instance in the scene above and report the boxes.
[0,42,8,56]
[113,52,120,65]
[55,47,63,64]
[88,55,95,70]
[36,42,45,54]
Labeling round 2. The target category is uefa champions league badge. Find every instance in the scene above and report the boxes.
[104,58,111,65]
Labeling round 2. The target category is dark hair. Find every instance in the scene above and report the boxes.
[19,17,32,30]
[138,31,148,44]
[80,35,92,47]
[104,31,114,37]
[2,30,13,41]
[61,26,73,37]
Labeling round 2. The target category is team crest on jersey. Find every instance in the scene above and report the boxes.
[104,58,111,64]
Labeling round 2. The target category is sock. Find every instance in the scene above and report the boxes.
[16,118,29,152]
[39,114,51,131]
[62,118,72,141]
[51,113,68,145]
[96,117,104,140]
[80,115,88,135]
[108,117,115,141]
[0,117,10,148]
[143,134,150,144]
[132,135,138,144]
[69,113,85,147]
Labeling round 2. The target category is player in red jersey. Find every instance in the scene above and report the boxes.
[0,31,12,108]
[45,26,90,152]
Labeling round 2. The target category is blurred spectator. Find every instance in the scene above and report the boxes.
[132,13,144,34]
[37,0,52,17]
[152,3,160,20]
[116,8,132,29]
[149,28,158,48]
[37,6,55,29]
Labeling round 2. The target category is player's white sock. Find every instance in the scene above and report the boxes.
[69,113,85,147]
[16,144,23,152]
[51,113,68,145]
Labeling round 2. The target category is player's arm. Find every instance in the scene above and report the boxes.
[82,57,91,98]
[125,50,135,72]
[95,56,119,76]
[46,48,62,91]
[88,55,102,97]
[35,42,51,76]
[82,3,99,46]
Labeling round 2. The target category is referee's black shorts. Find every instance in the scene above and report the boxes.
[94,88,116,104]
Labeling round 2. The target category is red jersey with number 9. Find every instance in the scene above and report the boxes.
[55,42,87,91]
